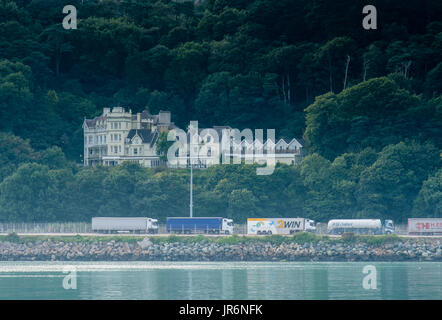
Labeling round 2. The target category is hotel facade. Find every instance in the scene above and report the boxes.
[83,107,304,168]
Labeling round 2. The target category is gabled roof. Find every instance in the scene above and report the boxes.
[126,129,158,147]
[287,138,303,148]
[276,139,288,146]
[84,114,107,128]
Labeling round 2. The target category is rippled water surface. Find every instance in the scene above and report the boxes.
[0,261,440,299]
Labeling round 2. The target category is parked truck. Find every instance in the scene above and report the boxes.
[408,218,442,236]
[327,219,394,235]
[166,217,234,234]
[247,218,316,235]
[92,217,158,234]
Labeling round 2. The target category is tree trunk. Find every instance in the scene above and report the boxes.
[287,72,291,105]
[343,55,350,90]
[327,52,333,93]
[363,57,370,82]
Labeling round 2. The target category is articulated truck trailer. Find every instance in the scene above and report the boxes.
[408,218,442,235]
[327,219,395,235]
[247,218,316,235]
[167,217,234,234]
[92,217,158,234]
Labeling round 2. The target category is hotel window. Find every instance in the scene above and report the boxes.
[119,134,121,141]
[125,148,129,155]
[104,136,106,143]
[119,122,121,129]
[88,136,92,144]
[134,148,138,155]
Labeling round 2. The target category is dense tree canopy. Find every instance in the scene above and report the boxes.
[0,0,440,158]
[0,134,439,223]
[0,1,440,223]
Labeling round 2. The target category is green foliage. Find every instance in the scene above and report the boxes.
[334,233,403,245]
[412,168,442,218]
[156,131,174,162]
[0,132,36,182]
[0,0,439,161]
[0,143,440,223]
[291,232,322,244]
[358,234,402,246]
[304,77,441,159]
[214,234,245,244]
[4,232,20,243]
[0,233,408,246]
[357,141,440,220]
[340,232,357,243]
[425,62,442,97]
[0,0,440,224]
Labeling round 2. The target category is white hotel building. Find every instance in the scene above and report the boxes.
[83,107,304,168]
[83,107,175,167]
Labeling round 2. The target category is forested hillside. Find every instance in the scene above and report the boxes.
[0,0,441,222]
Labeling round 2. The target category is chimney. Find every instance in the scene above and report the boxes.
[159,110,171,124]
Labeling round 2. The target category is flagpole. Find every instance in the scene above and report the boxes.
[190,157,193,218]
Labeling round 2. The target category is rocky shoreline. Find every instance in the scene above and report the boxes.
[0,237,440,261]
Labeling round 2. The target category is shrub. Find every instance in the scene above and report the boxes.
[215,234,244,245]
[291,232,322,244]
[4,232,20,243]
[341,232,357,243]
[359,234,402,245]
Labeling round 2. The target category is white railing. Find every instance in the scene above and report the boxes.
[0,222,92,234]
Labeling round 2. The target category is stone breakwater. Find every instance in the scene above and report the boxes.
[0,238,440,261]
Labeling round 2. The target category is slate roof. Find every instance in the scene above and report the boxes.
[126,129,158,147]
[84,114,107,128]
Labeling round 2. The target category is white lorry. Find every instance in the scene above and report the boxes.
[92,217,159,234]
[247,218,316,235]
[408,218,442,235]
[327,219,395,235]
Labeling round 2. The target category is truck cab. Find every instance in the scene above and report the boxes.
[304,219,316,233]
[383,220,395,234]
[222,218,234,234]
[147,218,159,234]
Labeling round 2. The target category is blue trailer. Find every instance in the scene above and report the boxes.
[166,217,234,234]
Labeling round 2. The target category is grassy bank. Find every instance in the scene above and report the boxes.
[0,232,405,246]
